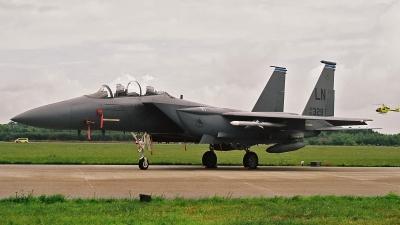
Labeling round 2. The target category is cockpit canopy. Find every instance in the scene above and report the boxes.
[87,81,175,99]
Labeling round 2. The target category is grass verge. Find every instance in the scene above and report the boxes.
[1,142,400,166]
[0,193,399,224]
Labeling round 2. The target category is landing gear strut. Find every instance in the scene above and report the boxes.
[243,150,258,169]
[202,145,217,168]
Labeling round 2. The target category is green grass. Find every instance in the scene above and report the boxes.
[0,193,399,224]
[1,142,400,166]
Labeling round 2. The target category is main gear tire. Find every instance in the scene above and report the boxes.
[243,152,258,169]
[202,151,217,168]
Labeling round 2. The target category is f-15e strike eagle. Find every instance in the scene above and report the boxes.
[12,60,373,170]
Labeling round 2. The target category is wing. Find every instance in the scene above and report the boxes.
[223,111,373,130]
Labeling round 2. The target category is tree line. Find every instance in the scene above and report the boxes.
[1,122,400,146]
[304,129,400,146]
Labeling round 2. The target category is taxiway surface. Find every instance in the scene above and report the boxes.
[1,165,399,199]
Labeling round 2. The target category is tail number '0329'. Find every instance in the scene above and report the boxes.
[309,107,324,116]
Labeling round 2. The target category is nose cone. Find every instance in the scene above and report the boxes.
[12,101,71,129]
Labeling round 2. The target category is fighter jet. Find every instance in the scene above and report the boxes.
[12,60,373,170]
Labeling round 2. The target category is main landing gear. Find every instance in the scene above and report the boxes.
[243,150,258,169]
[202,149,217,168]
[202,144,259,169]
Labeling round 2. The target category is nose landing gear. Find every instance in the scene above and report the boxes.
[132,132,153,170]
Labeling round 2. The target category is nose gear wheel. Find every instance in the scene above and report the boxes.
[139,157,149,170]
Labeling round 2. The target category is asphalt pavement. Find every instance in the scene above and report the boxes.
[1,165,399,199]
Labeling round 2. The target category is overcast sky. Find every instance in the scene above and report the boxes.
[1,0,399,134]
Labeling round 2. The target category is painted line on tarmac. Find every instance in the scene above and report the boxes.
[376,182,400,189]
[322,172,400,189]
[243,182,280,195]
[75,167,94,189]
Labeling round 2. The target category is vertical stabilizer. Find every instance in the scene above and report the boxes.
[302,60,336,116]
[252,66,286,112]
